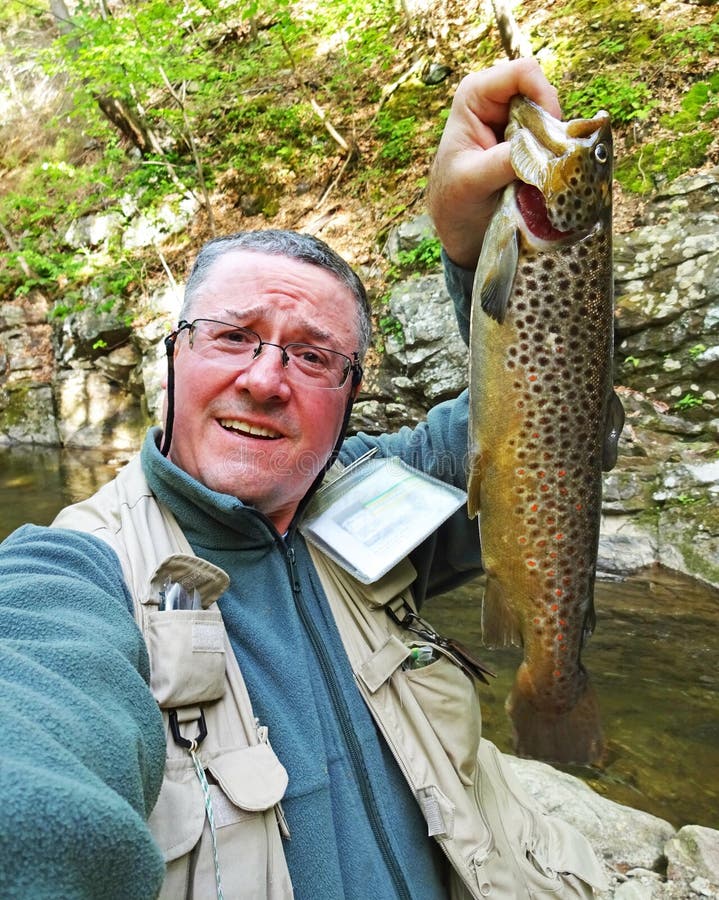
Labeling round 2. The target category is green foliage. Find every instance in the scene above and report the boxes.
[564,76,655,124]
[396,237,442,271]
[674,392,704,411]
[386,237,442,282]
[688,344,707,361]
[659,20,719,64]
[378,314,404,345]
[615,131,715,194]
[1,0,718,322]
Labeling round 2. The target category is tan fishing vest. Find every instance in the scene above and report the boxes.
[54,455,607,900]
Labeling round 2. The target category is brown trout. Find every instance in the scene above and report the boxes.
[468,96,624,765]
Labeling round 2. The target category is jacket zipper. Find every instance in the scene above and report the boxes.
[284,541,413,900]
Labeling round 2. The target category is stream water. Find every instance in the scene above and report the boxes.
[1,444,717,830]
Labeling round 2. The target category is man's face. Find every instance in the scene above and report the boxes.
[167,250,361,532]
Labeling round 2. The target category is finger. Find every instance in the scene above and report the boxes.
[453,143,513,201]
[458,58,562,126]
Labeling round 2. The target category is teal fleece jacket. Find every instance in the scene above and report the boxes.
[0,262,481,899]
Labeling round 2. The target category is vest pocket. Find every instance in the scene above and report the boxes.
[146,609,227,708]
[402,646,482,787]
[473,741,606,898]
[152,743,292,900]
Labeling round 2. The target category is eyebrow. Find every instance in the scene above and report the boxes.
[221,305,335,346]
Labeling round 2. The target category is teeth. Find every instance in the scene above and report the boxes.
[219,418,280,438]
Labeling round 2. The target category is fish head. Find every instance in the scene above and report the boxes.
[506,96,612,241]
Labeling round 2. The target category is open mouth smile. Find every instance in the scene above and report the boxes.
[218,418,282,440]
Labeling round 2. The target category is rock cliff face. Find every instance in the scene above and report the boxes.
[0,170,717,586]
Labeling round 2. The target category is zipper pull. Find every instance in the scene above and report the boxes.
[286,545,302,595]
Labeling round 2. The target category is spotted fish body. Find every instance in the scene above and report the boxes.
[468,97,624,765]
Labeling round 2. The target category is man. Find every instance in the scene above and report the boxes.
[0,60,602,898]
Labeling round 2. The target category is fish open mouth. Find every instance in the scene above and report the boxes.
[516,183,570,242]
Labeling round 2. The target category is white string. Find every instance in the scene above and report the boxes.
[190,745,224,900]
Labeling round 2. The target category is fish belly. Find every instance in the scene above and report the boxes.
[470,227,612,764]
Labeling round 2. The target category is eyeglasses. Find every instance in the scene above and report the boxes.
[175,318,361,390]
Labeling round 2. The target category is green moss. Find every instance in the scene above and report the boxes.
[615,131,715,194]
[1,383,33,427]
[661,73,719,132]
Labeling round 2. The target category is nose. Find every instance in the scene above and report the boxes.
[233,343,292,402]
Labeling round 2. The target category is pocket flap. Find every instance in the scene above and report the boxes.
[149,553,230,608]
[148,773,206,862]
[528,815,608,891]
[209,743,289,812]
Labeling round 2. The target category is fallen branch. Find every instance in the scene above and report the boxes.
[279,33,354,157]
[489,0,533,59]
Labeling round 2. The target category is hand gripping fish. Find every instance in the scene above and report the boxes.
[468,96,625,765]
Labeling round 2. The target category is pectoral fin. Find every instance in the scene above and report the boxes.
[601,390,625,471]
[472,186,519,325]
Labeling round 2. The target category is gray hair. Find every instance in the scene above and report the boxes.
[180,230,372,355]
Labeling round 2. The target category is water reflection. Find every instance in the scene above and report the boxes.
[428,571,719,830]
[0,445,124,540]
[1,446,717,830]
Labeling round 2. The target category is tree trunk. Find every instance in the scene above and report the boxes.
[95,94,160,155]
[490,0,533,59]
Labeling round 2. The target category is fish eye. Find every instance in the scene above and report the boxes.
[594,143,609,163]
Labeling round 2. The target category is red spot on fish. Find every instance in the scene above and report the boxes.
[555,589,563,597]
[531,504,539,512]
[517,468,526,475]
[529,374,538,382]
[532,432,540,439]
[554,669,562,677]
[547,517,555,525]
[550,551,558,559]
[541,484,549,492]
[556,533,564,541]
[576,503,583,510]
[551,603,559,611]
[538,470,545,478]
[560,619,567,626]
[518,536,527,544]
[558,470,566,477]
[527,559,537,568]
[557,634,564,641]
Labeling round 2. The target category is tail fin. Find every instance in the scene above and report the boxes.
[506,663,604,766]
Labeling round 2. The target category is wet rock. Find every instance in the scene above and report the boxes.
[665,825,719,887]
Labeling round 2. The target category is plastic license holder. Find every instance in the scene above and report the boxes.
[301,455,466,584]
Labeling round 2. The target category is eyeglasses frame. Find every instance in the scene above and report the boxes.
[173,317,363,390]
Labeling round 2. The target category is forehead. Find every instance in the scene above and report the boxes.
[191,250,358,340]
